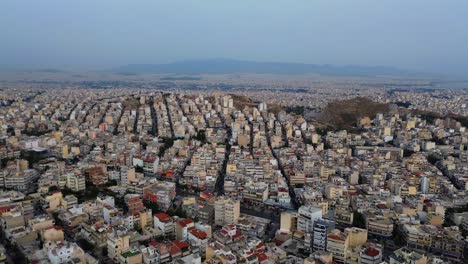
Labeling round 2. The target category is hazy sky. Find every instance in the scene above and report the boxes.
[1,0,467,74]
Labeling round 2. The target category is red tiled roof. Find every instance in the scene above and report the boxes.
[366,247,380,257]
[190,228,207,239]
[169,245,181,256]
[257,253,268,262]
[164,170,174,177]
[47,226,63,231]
[232,230,242,239]
[173,240,189,249]
[149,241,160,247]
[0,205,15,212]
[177,218,193,228]
[143,157,157,163]
[154,213,171,222]
[145,194,158,202]
[200,192,212,199]
[328,234,345,241]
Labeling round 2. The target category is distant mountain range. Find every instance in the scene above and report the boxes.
[115,59,413,77]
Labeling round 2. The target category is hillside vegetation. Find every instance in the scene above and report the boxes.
[319,97,389,130]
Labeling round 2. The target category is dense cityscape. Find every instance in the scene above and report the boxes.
[0,79,466,264]
[1,1,468,263]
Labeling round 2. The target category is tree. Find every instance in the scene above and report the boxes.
[158,137,175,157]
[427,153,442,165]
[352,211,366,229]
[143,200,160,213]
[316,127,330,136]
[167,207,187,218]
[52,212,64,227]
[403,149,415,158]
[77,238,95,252]
[0,157,15,168]
[105,179,118,187]
[358,175,365,185]
[193,130,207,143]
[48,186,59,193]
[135,165,144,173]
[140,141,148,150]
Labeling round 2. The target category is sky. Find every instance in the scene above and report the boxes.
[0,0,467,75]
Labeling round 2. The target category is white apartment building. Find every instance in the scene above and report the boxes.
[297,205,322,233]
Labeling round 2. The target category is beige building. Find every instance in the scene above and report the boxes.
[42,226,65,242]
[214,197,240,226]
[66,172,86,192]
[345,227,367,248]
[367,217,393,238]
[327,229,349,264]
[45,191,63,212]
[280,211,298,232]
[107,228,130,262]
[28,215,54,232]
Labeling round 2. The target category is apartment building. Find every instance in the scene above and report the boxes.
[367,216,394,239]
[154,213,174,236]
[327,229,349,264]
[214,197,240,226]
[107,228,130,262]
[360,246,383,264]
[66,172,86,192]
[401,224,434,251]
[124,194,144,215]
[389,247,427,264]
[312,219,335,252]
[1,168,39,193]
[280,211,298,233]
[297,205,322,233]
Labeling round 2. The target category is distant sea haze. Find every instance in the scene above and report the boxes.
[431,81,468,89]
[114,59,416,77]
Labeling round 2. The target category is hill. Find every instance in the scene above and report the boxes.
[318,97,390,130]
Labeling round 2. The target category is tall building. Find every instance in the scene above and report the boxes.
[297,205,322,233]
[1,162,39,193]
[258,102,268,112]
[312,219,335,252]
[66,172,86,192]
[84,167,107,186]
[120,166,136,185]
[420,176,429,194]
[280,211,298,233]
[367,216,393,239]
[154,213,174,236]
[327,229,349,264]
[107,228,130,262]
[345,227,368,248]
[198,204,214,224]
[61,144,69,159]
[214,197,240,226]
[124,194,144,215]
